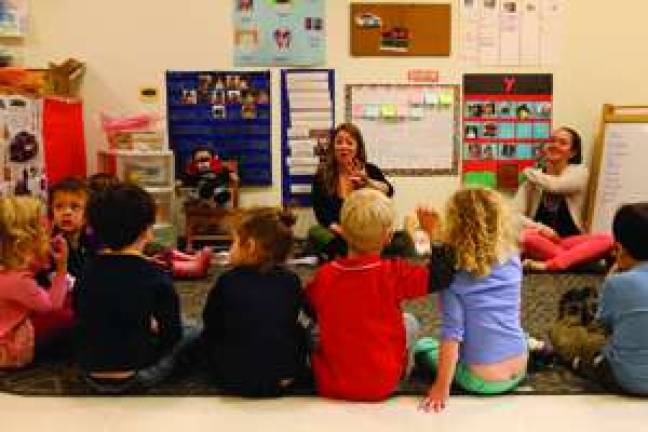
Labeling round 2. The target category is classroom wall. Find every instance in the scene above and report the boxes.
[21,0,648,234]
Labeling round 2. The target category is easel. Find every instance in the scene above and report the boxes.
[586,104,648,233]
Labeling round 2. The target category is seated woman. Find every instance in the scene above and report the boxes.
[515,126,613,271]
[310,122,394,259]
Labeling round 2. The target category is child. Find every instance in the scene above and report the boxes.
[48,177,95,279]
[89,172,212,279]
[549,203,648,395]
[306,189,451,401]
[201,207,309,396]
[0,196,71,368]
[417,187,527,413]
[74,183,193,393]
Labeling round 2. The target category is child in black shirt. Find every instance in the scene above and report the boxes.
[201,207,309,396]
[75,183,195,394]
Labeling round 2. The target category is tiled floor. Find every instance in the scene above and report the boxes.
[1,393,646,432]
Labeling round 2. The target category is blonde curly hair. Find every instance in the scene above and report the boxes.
[0,196,49,270]
[444,187,519,278]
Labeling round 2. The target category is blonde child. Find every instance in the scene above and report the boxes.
[306,189,451,401]
[201,207,308,396]
[416,187,527,413]
[0,196,70,368]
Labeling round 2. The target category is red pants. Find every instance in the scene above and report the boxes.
[522,229,614,271]
[31,294,75,347]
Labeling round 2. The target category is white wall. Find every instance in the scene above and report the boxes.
[20,0,648,233]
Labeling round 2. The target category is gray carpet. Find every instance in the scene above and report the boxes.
[0,266,608,396]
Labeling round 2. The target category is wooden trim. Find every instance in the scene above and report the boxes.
[585,104,648,232]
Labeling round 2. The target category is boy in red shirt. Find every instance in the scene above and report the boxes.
[306,189,450,401]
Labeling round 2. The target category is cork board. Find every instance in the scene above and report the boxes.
[350,3,451,57]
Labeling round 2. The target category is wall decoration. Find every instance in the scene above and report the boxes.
[0,0,27,37]
[234,0,325,66]
[0,95,46,198]
[280,69,334,207]
[166,70,272,186]
[460,0,563,65]
[462,73,553,190]
[346,84,459,176]
[350,3,451,57]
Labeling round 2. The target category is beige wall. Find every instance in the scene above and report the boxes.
[21,0,648,233]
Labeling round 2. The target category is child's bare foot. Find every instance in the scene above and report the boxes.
[523,259,548,271]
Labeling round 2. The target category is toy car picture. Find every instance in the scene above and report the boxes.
[380,26,410,52]
[9,131,38,163]
[355,13,382,28]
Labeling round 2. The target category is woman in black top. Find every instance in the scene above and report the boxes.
[310,123,394,258]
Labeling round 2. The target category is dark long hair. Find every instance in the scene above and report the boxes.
[560,126,582,164]
[316,122,367,196]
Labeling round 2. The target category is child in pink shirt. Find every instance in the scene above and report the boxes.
[0,196,70,368]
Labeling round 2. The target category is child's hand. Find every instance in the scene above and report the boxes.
[348,160,368,189]
[51,235,68,275]
[150,317,159,334]
[419,382,450,413]
[537,225,560,242]
[416,206,441,239]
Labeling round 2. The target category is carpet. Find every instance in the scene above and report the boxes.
[0,267,608,396]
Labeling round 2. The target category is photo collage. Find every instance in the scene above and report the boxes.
[463,99,551,162]
[178,72,270,122]
[462,74,553,190]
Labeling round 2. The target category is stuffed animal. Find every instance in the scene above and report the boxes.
[184,146,233,205]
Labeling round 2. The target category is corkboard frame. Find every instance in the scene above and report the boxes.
[350,3,451,57]
[345,83,460,177]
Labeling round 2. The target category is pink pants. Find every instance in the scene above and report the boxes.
[522,229,614,271]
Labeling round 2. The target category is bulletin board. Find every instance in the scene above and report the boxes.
[166,70,272,186]
[462,74,553,190]
[350,3,451,57]
[345,84,459,176]
[281,69,335,207]
[587,105,648,233]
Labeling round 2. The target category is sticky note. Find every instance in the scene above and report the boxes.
[423,90,439,105]
[409,106,424,119]
[381,104,397,118]
[439,91,454,106]
[533,123,551,139]
[515,123,533,139]
[364,104,379,118]
[499,123,515,138]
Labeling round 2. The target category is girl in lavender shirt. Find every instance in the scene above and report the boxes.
[417,187,527,413]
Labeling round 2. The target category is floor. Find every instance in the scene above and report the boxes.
[1,394,646,432]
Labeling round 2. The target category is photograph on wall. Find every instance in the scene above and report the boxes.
[350,3,450,56]
[233,0,325,66]
[462,74,553,190]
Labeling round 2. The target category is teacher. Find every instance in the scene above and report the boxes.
[515,126,613,271]
[310,122,394,259]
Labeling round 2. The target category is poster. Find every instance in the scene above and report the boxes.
[234,0,325,66]
[0,0,27,37]
[0,95,46,198]
[460,0,562,66]
[462,74,553,190]
[346,84,459,176]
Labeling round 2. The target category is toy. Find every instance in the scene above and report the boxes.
[184,146,235,205]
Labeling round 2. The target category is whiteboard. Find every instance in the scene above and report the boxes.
[590,122,648,233]
[345,84,459,175]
